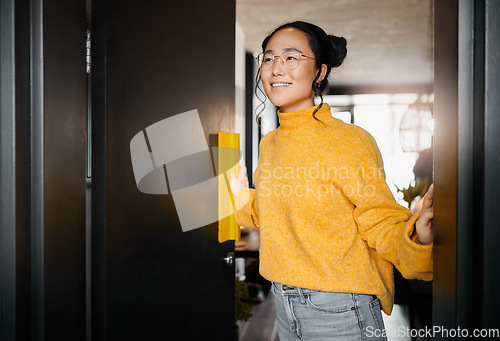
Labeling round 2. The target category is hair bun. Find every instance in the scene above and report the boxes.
[328,35,347,68]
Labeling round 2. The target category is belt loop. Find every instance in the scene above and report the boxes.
[296,287,306,304]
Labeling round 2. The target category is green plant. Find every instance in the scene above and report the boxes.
[234,277,253,322]
[395,178,430,209]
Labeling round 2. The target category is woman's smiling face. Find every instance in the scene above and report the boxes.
[260,28,326,113]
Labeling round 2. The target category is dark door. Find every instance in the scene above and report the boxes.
[433,0,500,333]
[91,1,236,340]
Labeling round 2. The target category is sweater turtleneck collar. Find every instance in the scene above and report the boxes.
[277,103,332,130]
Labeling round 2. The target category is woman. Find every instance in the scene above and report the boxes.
[230,21,433,341]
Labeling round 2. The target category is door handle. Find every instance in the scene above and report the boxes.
[224,251,235,267]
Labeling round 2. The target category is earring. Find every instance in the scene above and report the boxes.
[316,81,321,87]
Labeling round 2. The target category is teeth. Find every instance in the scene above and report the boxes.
[272,83,290,87]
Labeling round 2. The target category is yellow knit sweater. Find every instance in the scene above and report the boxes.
[234,103,433,315]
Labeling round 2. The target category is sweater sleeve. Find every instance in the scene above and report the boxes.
[234,188,260,229]
[338,129,433,280]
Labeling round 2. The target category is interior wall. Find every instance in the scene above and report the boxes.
[0,0,88,340]
[433,0,458,331]
[434,0,500,333]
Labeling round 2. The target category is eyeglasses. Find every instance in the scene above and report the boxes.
[257,51,316,71]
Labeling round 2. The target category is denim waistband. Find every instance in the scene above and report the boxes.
[272,281,377,301]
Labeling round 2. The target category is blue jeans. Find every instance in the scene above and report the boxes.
[271,281,387,341]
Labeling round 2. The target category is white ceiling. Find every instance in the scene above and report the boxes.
[236,0,433,88]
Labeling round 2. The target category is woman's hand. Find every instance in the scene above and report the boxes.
[230,164,249,198]
[414,184,434,245]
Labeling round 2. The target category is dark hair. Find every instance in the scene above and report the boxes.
[255,21,347,125]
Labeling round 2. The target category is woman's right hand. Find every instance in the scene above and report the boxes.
[414,183,434,245]
[230,164,249,198]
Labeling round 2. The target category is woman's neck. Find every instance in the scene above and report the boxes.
[277,103,332,130]
[278,97,316,113]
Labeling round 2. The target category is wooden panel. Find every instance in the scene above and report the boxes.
[0,0,17,338]
[97,1,236,339]
[483,0,500,329]
[43,0,87,338]
[15,0,34,339]
[432,0,458,330]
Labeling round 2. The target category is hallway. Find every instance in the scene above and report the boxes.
[2,1,500,340]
